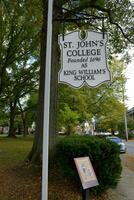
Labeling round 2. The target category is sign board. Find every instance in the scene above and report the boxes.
[74,157,99,189]
[58,31,111,88]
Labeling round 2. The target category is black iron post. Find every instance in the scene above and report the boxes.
[82,188,90,200]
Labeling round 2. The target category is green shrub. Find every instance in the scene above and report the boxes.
[117,133,126,139]
[55,135,122,194]
[118,132,134,140]
[128,133,134,139]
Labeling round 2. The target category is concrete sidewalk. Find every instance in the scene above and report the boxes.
[108,154,134,200]
[108,167,134,200]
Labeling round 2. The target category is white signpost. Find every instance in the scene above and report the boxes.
[59,31,111,88]
[42,0,53,200]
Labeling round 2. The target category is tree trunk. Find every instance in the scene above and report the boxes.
[8,102,16,137]
[18,100,28,136]
[49,1,61,150]
[27,5,47,163]
[27,0,62,164]
[21,114,28,136]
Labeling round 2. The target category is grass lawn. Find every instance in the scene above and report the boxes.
[0,135,41,200]
[0,135,33,166]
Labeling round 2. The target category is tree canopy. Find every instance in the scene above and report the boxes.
[1,0,41,91]
[0,0,41,136]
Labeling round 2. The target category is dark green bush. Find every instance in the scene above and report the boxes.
[55,135,122,194]
[118,132,134,140]
[118,133,127,140]
[128,133,134,139]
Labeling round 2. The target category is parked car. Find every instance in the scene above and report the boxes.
[106,136,127,153]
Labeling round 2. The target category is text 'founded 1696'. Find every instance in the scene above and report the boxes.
[58,31,111,88]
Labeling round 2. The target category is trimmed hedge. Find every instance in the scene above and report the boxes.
[55,135,122,193]
[128,133,134,139]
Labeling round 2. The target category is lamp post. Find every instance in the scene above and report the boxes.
[91,117,95,135]
[122,77,128,141]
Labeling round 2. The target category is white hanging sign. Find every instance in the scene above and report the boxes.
[58,31,111,88]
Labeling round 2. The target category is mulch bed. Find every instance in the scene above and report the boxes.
[0,164,41,200]
[2,153,134,200]
[0,163,110,200]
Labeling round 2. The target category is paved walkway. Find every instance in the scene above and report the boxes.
[108,167,134,200]
[108,153,134,200]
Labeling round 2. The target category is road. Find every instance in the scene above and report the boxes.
[125,140,134,155]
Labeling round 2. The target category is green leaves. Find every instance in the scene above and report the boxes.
[94,0,104,7]
[79,0,104,7]
[56,135,121,192]
[0,0,41,134]
[58,104,79,134]
[0,0,41,92]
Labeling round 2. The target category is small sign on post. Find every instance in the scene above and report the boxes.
[74,157,99,200]
[74,157,99,189]
[58,30,111,88]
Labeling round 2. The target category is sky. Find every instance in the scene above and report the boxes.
[125,49,134,109]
